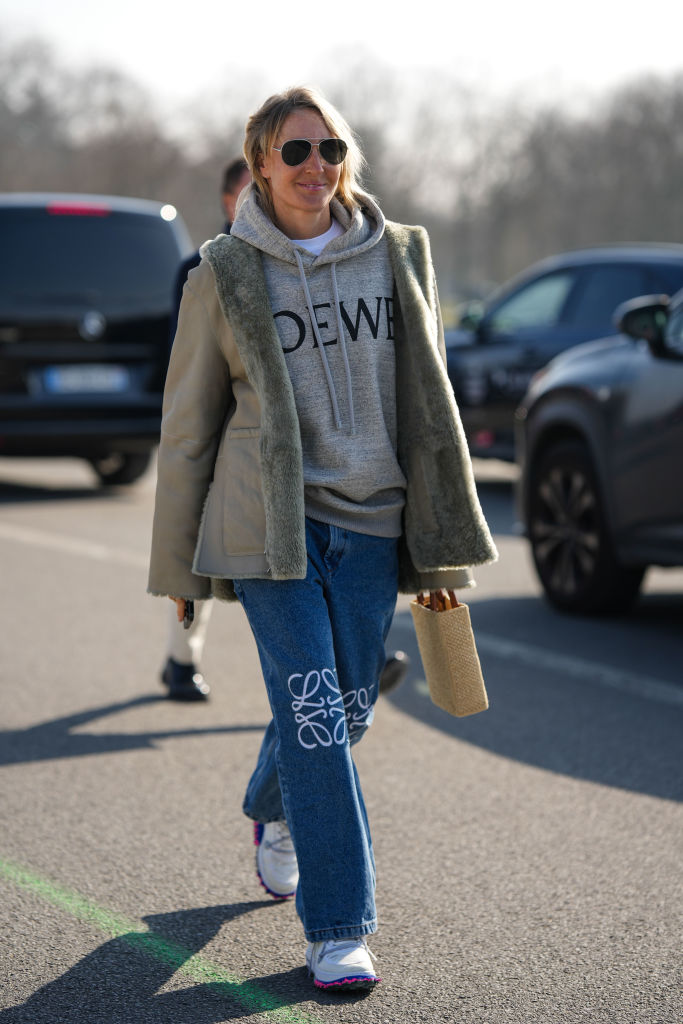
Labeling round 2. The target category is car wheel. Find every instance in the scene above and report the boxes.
[89,452,152,487]
[528,440,644,614]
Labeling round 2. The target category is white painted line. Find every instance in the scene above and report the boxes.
[475,631,683,709]
[6,517,680,710]
[414,631,683,709]
[0,520,148,569]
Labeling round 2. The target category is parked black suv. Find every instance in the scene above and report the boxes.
[446,245,683,461]
[516,287,683,614]
[0,193,193,484]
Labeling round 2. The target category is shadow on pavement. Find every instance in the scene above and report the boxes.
[0,455,155,504]
[0,696,266,768]
[386,594,683,803]
[0,484,95,504]
[0,898,365,1023]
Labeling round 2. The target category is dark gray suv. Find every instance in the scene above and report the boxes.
[516,287,683,614]
[447,244,683,461]
[0,193,192,484]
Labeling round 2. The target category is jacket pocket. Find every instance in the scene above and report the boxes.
[220,428,267,556]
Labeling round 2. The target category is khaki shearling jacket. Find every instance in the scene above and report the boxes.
[148,220,498,601]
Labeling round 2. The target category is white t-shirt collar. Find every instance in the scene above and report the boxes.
[291,218,344,257]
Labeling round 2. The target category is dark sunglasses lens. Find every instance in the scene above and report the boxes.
[319,139,347,164]
[279,139,348,166]
[280,140,312,166]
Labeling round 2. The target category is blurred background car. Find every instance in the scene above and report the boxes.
[515,287,683,614]
[446,244,683,461]
[0,193,192,485]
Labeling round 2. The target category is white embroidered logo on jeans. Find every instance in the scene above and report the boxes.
[288,668,372,750]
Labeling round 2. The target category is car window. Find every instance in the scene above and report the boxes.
[566,266,649,328]
[0,208,181,315]
[650,264,683,297]
[488,272,575,334]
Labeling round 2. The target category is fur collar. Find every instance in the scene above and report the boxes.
[202,222,497,587]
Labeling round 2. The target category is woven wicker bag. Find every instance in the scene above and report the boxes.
[410,597,489,717]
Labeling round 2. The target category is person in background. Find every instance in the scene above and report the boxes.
[149,85,497,990]
[160,157,251,701]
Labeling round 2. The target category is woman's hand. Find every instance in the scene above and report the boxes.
[416,589,460,611]
[169,596,185,622]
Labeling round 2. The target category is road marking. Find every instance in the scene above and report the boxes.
[414,631,683,709]
[0,856,321,1023]
[0,520,147,569]
[4,519,679,709]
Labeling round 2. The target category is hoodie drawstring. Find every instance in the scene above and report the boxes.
[293,249,355,434]
[330,263,356,435]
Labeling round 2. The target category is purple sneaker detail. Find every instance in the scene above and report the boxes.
[313,975,381,991]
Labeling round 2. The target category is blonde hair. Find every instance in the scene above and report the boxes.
[243,86,371,222]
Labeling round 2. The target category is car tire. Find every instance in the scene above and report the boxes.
[528,440,644,614]
[89,452,152,487]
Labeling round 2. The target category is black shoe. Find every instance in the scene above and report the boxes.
[160,657,210,701]
[379,650,410,695]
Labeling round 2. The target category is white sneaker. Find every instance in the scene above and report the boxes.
[306,937,380,990]
[253,821,298,899]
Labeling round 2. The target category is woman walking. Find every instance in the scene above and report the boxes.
[148,85,497,991]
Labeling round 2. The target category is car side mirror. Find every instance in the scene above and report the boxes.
[458,300,484,334]
[614,294,669,352]
[661,290,683,359]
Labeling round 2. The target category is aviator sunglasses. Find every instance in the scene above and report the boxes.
[272,138,348,167]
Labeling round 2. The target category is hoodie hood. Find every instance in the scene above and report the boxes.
[230,185,386,267]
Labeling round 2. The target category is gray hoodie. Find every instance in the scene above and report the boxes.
[230,191,406,538]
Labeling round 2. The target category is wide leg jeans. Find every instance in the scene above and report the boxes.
[234,517,398,942]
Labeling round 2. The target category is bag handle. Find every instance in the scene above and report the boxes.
[416,589,460,612]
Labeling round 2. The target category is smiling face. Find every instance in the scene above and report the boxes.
[258,108,343,239]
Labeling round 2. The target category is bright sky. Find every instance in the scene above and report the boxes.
[3,0,682,109]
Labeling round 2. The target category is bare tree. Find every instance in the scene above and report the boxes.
[2,34,682,305]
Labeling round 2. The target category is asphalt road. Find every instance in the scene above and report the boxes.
[1,455,681,1024]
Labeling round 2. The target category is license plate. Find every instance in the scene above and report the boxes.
[43,365,130,393]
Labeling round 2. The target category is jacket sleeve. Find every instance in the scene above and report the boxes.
[148,268,232,599]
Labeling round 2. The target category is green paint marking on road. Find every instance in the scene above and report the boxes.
[0,856,322,1024]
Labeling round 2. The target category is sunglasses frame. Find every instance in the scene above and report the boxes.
[272,138,348,167]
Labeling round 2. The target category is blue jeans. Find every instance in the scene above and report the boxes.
[234,517,398,942]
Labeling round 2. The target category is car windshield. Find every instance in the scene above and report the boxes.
[0,207,181,315]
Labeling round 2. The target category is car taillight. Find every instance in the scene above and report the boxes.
[47,203,110,216]
[473,429,496,449]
